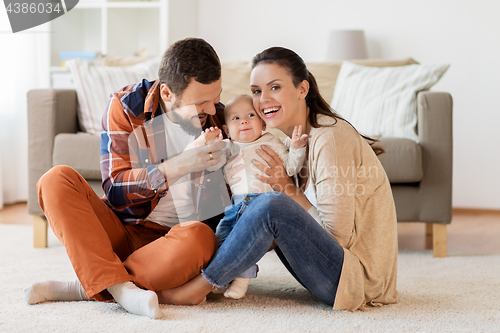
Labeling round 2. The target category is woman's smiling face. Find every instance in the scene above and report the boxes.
[250,63,308,135]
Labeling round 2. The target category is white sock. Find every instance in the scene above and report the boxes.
[224,277,251,299]
[107,281,162,319]
[24,280,88,304]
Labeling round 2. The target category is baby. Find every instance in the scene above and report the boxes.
[195,94,308,299]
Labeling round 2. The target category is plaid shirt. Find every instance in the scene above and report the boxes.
[100,79,229,224]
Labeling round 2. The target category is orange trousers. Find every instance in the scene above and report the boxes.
[37,165,218,302]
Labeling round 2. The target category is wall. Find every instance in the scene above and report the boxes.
[0,12,50,205]
[169,0,198,45]
[198,0,500,210]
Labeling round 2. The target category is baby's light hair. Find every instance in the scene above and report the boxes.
[224,94,255,122]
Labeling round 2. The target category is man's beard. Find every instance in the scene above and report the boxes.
[170,102,206,136]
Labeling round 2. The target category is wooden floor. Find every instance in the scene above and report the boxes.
[1,203,499,255]
[398,209,500,256]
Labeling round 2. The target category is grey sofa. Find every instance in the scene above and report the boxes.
[27,59,453,256]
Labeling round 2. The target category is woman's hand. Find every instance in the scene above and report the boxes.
[252,145,295,193]
[253,145,313,212]
[224,152,243,187]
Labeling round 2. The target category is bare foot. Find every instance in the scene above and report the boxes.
[156,274,213,305]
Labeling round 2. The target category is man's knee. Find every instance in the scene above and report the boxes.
[176,222,218,262]
[126,223,218,291]
[37,165,80,194]
[37,165,86,212]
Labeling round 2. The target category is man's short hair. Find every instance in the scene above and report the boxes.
[158,38,221,97]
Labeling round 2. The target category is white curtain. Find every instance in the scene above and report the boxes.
[0,11,50,208]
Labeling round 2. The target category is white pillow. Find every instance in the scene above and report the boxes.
[331,62,449,142]
[66,58,160,135]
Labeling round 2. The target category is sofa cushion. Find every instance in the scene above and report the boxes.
[377,138,423,183]
[51,130,421,184]
[221,61,253,104]
[53,133,102,180]
[221,58,418,105]
[306,57,419,103]
[331,62,449,141]
[66,58,160,135]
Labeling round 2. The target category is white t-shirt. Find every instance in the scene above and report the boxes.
[145,113,197,227]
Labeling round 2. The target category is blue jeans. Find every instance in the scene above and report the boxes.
[215,194,260,279]
[202,191,344,306]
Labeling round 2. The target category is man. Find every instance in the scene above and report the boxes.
[25,38,231,319]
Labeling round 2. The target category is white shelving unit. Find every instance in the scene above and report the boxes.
[49,0,198,86]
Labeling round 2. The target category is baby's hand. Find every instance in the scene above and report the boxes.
[201,127,223,144]
[290,125,308,149]
[186,127,223,150]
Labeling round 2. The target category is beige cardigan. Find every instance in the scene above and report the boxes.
[307,115,399,311]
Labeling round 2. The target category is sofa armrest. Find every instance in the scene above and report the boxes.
[27,89,79,215]
[417,91,453,224]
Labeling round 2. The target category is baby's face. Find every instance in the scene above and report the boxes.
[224,97,264,143]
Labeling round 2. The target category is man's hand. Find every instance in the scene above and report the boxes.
[159,140,226,185]
[290,125,308,150]
[183,141,226,173]
[253,145,313,211]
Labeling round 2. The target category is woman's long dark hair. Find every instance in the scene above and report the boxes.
[251,47,384,156]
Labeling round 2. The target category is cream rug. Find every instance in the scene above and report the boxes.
[1,224,499,332]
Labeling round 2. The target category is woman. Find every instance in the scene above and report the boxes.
[158,47,399,310]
